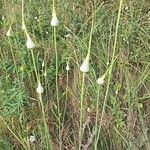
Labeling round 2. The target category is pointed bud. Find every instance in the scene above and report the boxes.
[96,75,105,85]
[26,34,35,49]
[51,13,59,27]
[66,63,70,71]
[44,71,47,77]
[80,57,90,73]
[36,84,44,94]
[42,61,45,67]
[6,26,12,37]
[29,135,36,143]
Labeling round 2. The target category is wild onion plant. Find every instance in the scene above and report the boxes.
[1,0,150,150]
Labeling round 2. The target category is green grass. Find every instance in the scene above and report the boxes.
[1,0,150,150]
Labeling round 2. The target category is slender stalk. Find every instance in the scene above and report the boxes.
[21,0,26,30]
[61,60,69,143]
[30,49,52,149]
[22,0,24,22]
[53,27,61,149]
[38,93,52,150]
[30,49,39,82]
[52,0,55,14]
[86,12,94,59]
[95,0,123,147]
[78,9,95,150]
[94,87,100,150]
[79,72,85,150]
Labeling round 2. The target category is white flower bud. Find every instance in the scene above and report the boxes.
[80,57,89,73]
[96,76,105,85]
[44,71,47,77]
[26,35,35,49]
[65,34,72,38]
[29,135,36,143]
[36,84,44,94]
[106,61,109,66]
[51,14,59,27]
[66,63,70,71]
[42,61,45,67]
[6,26,12,37]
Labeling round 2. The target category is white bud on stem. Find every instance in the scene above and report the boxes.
[80,57,90,73]
[36,84,44,94]
[51,13,59,27]
[29,135,36,143]
[66,63,70,71]
[6,26,12,37]
[96,75,105,85]
[26,34,35,49]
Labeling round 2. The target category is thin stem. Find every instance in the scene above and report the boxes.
[61,63,69,141]
[38,93,52,150]
[21,0,26,30]
[78,7,95,150]
[30,49,39,82]
[52,0,55,14]
[86,13,94,59]
[53,27,61,149]
[79,72,85,150]
[22,0,24,21]
[95,0,123,146]
[94,86,100,150]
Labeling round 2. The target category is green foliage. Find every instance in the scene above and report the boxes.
[1,0,150,149]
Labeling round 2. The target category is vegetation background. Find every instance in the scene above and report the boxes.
[0,0,150,150]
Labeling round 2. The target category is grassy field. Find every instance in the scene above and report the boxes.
[0,0,150,149]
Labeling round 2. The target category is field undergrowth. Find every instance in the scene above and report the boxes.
[0,0,150,150]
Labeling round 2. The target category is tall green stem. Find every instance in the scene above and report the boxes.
[39,93,52,150]
[94,87,100,149]
[30,49,39,82]
[79,72,85,150]
[53,27,61,149]
[95,0,123,147]
[78,10,95,150]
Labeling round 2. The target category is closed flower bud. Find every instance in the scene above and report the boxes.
[66,63,70,71]
[80,57,89,73]
[6,26,12,37]
[51,13,59,27]
[44,71,47,77]
[96,76,105,85]
[42,61,45,67]
[29,135,36,143]
[26,34,35,49]
[36,84,44,94]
